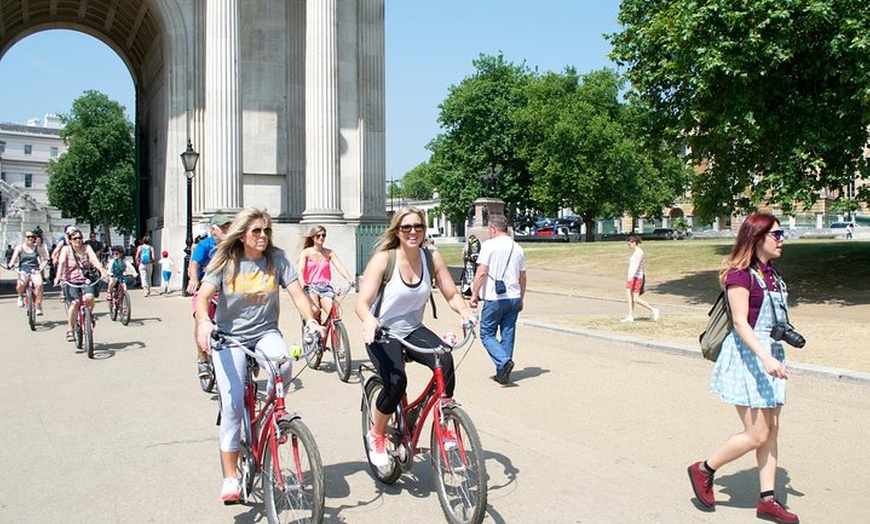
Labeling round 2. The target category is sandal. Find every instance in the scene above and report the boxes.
[66,330,75,342]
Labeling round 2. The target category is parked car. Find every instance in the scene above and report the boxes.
[829,222,858,229]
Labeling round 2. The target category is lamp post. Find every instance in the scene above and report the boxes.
[180,140,200,296]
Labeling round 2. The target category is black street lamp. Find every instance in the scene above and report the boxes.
[180,140,200,296]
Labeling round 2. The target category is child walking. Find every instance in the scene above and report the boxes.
[159,250,173,295]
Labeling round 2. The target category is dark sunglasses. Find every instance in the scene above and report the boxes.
[249,227,273,237]
[25,235,36,239]
[315,233,326,239]
[768,230,785,241]
[398,223,425,233]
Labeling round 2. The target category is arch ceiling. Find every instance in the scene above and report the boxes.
[0,0,161,81]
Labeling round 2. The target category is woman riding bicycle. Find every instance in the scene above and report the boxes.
[54,228,108,342]
[296,225,355,324]
[194,208,324,503]
[355,206,475,468]
[9,230,49,315]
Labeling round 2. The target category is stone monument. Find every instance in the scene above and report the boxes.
[467,164,509,241]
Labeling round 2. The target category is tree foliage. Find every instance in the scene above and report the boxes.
[399,161,437,200]
[47,90,135,244]
[427,53,535,227]
[517,68,689,240]
[609,0,870,222]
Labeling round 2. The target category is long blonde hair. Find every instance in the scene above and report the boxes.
[301,225,326,249]
[375,206,427,252]
[205,209,276,283]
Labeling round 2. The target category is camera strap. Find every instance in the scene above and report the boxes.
[751,265,788,325]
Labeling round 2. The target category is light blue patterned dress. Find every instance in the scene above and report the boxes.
[710,271,788,408]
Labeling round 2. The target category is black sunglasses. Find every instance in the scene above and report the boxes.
[768,230,785,241]
[398,223,425,233]
[71,236,83,241]
[249,227,273,237]
[26,235,36,239]
[315,233,326,239]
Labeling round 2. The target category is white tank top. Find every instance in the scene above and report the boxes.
[373,249,432,337]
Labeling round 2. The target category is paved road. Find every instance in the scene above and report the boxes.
[0,281,866,523]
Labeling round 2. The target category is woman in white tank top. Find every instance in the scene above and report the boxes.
[355,206,476,468]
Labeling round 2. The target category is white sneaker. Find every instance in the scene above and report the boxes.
[620,316,634,323]
[36,307,44,316]
[652,308,660,321]
[220,477,240,503]
[17,296,24,308]
[366,430,391,469]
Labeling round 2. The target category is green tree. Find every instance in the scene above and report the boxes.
[401,161,437,200]
[47,90,135,245]
[609,0,870,222]
[428,53,535,226]
[517,68,688,240]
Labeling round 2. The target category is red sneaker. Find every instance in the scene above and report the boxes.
[757,499,799,523]
[687,461,715,508]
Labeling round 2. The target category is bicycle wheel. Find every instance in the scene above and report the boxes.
[26,287,36,331]
[74,310,83,350]
[430,405,488,524]
[238,409,257,501]
[360,377,402,484]
[118,290,131,326]
[263,418,325,524]
[83,307,95,359]
[109,291,118,321]
[330,321,352,383]
[199,355,216,393]
[303,326,322,370]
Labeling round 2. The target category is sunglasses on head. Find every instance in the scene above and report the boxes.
[249,227,272,237]
[398,223,425,233]
[768,230,785,240]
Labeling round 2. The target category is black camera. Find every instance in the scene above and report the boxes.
[770,322,806,348]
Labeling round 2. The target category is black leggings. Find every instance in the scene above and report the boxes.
[365,325,456,416]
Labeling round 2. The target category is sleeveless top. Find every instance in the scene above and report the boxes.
[18,247,40,272]
[64,249,91,284]
[372,248,432,338]
[303,256,332,285]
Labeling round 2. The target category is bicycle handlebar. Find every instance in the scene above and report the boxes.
[376,320,476,354]
[210,330,320,364]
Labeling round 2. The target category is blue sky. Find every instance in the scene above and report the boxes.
[0,1,620,183]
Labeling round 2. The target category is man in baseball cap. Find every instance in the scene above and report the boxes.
[189,212,234,378]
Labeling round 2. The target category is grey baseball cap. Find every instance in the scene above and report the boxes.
[209,214,233,227]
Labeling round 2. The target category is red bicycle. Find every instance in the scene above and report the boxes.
[61,281,98,359]
[359,322,488,524]
[211,331,325,523]
[16,269,39,331]
[107,275,132,325]
[304,285,354,382]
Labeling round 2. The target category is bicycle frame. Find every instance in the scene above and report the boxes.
[317,286,351,350]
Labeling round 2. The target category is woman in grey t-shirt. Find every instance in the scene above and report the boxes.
[194,208,322,504]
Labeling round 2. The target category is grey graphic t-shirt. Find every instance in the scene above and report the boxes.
[202,249,298,344]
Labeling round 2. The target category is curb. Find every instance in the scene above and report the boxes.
[522,319,870,386]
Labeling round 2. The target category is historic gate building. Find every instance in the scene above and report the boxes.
[0,0,386,275]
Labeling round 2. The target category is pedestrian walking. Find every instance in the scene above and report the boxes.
[622,234,659,322]
[135,235,156,297]
[687,212,802,524]
[469,214,526,385]
[159,250,173,294]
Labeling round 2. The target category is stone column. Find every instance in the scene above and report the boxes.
[358,0,386,220]
[204,0,243,210]
[303,0,343,222]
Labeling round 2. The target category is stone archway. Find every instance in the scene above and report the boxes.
[0,0,387,278]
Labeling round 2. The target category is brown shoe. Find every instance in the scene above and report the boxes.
[687,462,715,508]
[757,499,799,523]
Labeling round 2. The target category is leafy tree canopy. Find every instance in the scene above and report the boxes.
[399,161,437,200]
[609,0,870,222]
[47,90,135,245]
[517,68,689,240]
[427,53,535,226]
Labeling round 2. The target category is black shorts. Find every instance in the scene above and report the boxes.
[64,282,99,302]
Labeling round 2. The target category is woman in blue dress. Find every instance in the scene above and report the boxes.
[687,213,800,524]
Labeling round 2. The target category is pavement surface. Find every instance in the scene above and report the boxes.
[0,267,867,523]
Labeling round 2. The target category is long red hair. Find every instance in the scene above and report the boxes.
[718,212,779,287]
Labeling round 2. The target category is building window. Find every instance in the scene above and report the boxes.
[24,144,33,155]
[24,174,33,188]
[0,172,5,181]
[50,147,59,158]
